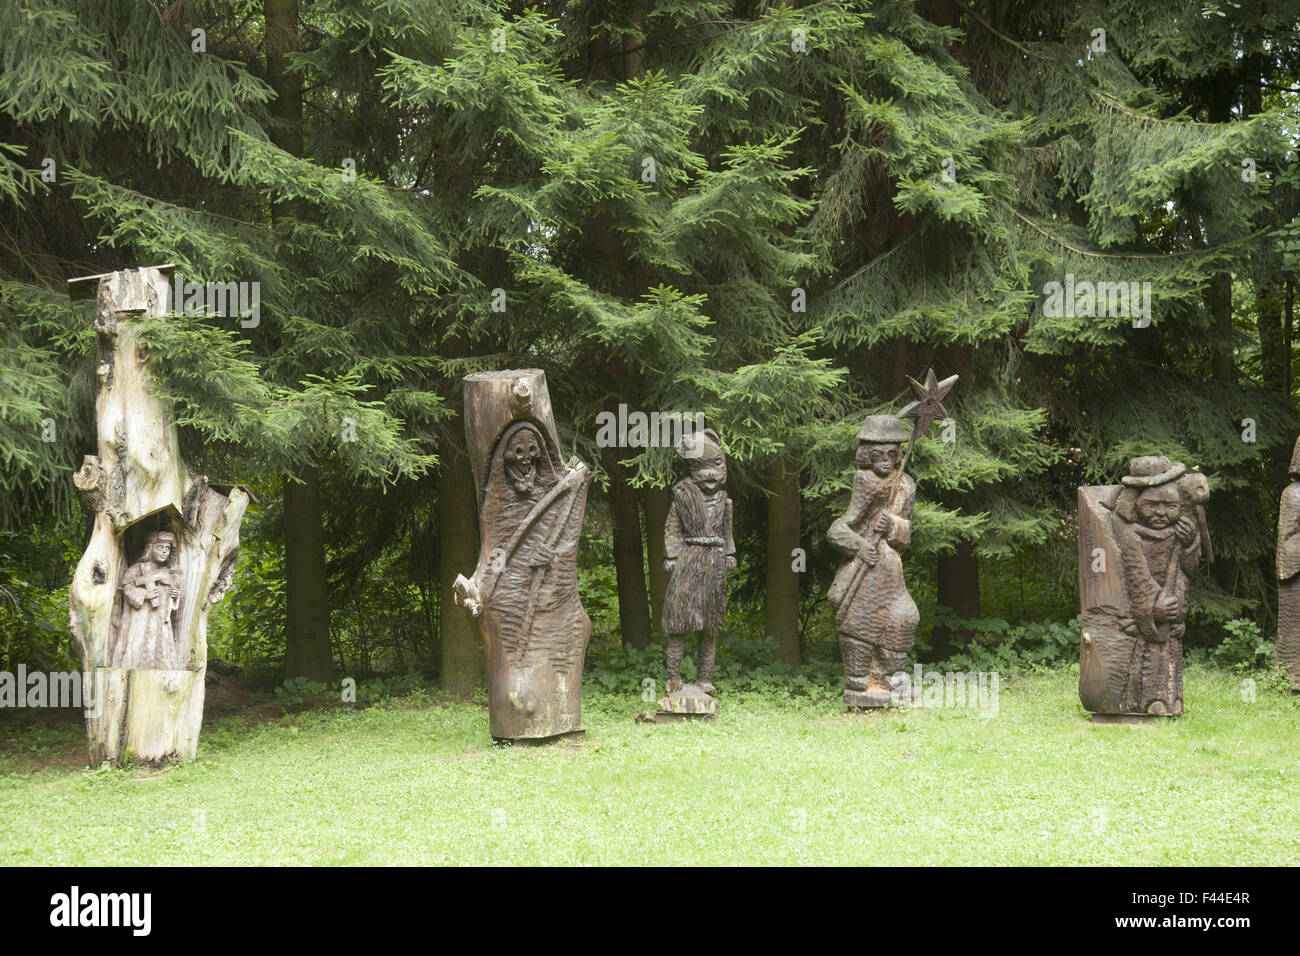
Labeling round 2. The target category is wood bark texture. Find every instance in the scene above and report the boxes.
[68,266,248,767]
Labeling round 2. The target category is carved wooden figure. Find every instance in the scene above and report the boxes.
[659,428,734,717]
[827,370,955,709]
[67,265,248,767]
[1079,456,1211,718]
[453,370,592,739]
[1277,436,1300,691]
[827,416,919,708]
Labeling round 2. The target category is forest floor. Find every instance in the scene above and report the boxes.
[0,664,1296,865]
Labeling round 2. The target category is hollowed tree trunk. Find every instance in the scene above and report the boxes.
[67,265,248,767]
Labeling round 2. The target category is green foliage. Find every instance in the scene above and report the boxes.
[1212,617,1276,673]
[273,676,329,707]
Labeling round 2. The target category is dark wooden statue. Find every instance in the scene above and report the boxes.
[1079,456,1211,718]
[659,428,733,717]
[453,369,593,739]
[827,416,919,708]
[1276,436,1300,691]
[827,370,955,709]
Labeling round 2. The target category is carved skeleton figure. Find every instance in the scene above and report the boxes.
[827,415,919,705]
[663,428,734,696]
[111,530,183,669]
[454,385,593,739]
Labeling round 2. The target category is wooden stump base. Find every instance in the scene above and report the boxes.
[655,683,719,721]
[494,728,586,746]
[1089,712,1163,724]
[651,710,716,724]
[845,689,895,709]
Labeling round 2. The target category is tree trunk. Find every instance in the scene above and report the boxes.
[264,0,303,157]
[932,539,980,661]
[765,456,802,669]
[1258,276,1284,393]
[604,448,652,649]
[438,412,482,693]
[283,464,333,680]
[644,485,670,633]
[67,266,248,767]
[264,0,332,680]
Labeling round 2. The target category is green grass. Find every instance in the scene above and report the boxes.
[1,664,1297,865]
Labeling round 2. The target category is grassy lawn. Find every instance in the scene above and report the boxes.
[1,664,1296,865]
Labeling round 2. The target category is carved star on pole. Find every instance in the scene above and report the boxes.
[898,367,958,440]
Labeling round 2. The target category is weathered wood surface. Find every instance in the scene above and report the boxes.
[1078,484,1131,714]
[827,414,919,710]
[1078,456,1209,717]
[661,428,733,711]
[68,265,247,767]
[453,370,592,739]
[1277,437,1300,691]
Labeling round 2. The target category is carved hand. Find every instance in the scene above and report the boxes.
[1153,592,1181,623]
[453,574,483,617]
[859,543,878,566]
[128,593,145,609]
[1175,516,1196,546]
[873,512,892,534]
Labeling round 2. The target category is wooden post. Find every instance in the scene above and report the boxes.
[67,265,249,766]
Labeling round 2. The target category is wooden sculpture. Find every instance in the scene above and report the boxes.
[827,367,955,708]
[658,428,734,718]
[1277,436,1300,691]
[453,369,592,739]
[67,265,248,766]
[1079,456,1210,718]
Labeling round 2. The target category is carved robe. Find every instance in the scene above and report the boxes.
[1111,513,1199,715]
[474,427,590,677]
[827,469,919,652]
[662,480,734,635]
[111,561,182,669]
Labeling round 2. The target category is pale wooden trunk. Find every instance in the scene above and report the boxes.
[67,266,248,767]
[1078,485,1129,714]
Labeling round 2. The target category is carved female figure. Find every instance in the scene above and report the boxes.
[827,415,919,707]
[111,530,183,669]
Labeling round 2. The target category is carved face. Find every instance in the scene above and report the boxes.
[858,442,901,478]
[689,452,727,493]
[1135,485,1180,530]
[150,540,173,564]
[505,427,544,496]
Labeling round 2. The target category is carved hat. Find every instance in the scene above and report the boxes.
[147,530,176,546]
[857,415,910,444]
[677,427,723,462]
[1121,455,1186,488]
